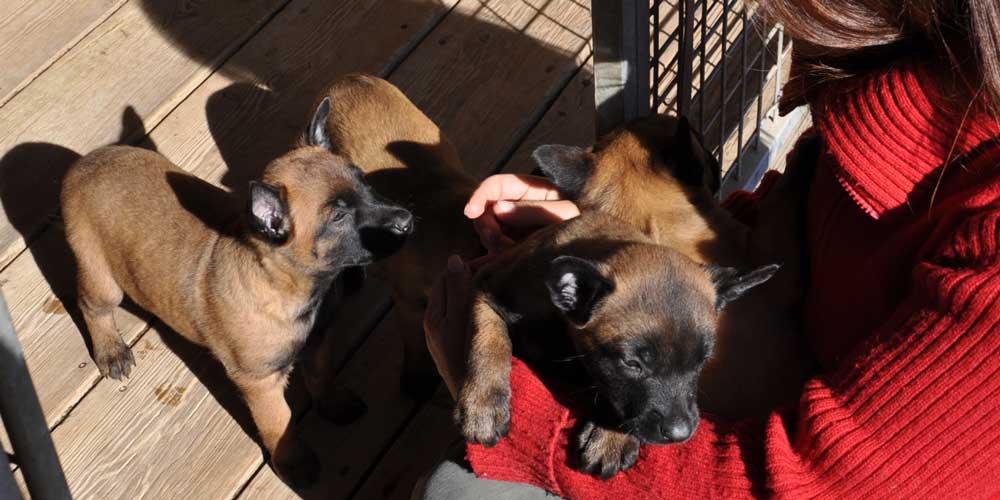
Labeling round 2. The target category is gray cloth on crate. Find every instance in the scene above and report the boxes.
[414,460,562,500]
[411,439,563,500]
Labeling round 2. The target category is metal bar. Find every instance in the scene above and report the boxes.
[0,447,23,500]
[698,0,707,128]
[592,0,652,134]
[719,2,728,168]
[677,0,696,116]
[652,3,659,112]
[651,28,679,62]
[653,51,681,89]
[736,9,747,180]
[772,24,784,119]
[0,291,71,500]
[755,13,766,149]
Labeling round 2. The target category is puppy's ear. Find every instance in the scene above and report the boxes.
[248,181,292,244]
[306,97,332,149]
[709,263,780,310]
[668,116,721,194]
[532,144,591,199]
[545,256,614,326]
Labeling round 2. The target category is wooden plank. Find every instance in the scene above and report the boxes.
[0,0,458,448]
[0,0,126,107]
[504,63,596,175]
[237,310,424,499]
[14,326,262,500]
[0,0,289,271]
[0,228,150,433]
[349,389,458,500]
[390,0,593,178]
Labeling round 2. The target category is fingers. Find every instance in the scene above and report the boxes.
[473,214,517,253]
[493,200,580,227]
[464,174,562,219]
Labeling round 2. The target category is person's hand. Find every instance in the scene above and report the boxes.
[464,174,580,252]
[423,255,489,399]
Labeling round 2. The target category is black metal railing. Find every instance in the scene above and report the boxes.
[593,0,788,192]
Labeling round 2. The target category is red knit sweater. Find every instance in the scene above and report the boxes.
[466,61,1000,499]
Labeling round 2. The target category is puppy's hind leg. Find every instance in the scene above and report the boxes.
[235,370,319,489]
[73,240,134,380]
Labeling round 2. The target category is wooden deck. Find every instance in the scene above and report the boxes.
[0,1,596,498]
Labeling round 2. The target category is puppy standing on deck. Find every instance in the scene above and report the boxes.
[60,116,413,487]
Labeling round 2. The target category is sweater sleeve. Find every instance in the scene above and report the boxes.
[467,202,1000,500]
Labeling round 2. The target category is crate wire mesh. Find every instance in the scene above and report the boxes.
[593,0,789,192]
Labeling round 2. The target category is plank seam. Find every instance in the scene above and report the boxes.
[378,0,462,78]
[0,0,131,110]
[344,401,429,500]
[488,50,593,176]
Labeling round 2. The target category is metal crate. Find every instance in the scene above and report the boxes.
[593,0,790,193]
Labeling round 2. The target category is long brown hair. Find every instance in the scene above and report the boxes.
[763,0,1000,116]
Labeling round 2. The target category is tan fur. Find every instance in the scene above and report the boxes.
[61,144,364,487]
[311,74,482,397]
[575,115,814,418]
[457,212,719,475]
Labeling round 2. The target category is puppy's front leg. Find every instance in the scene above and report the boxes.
[235,370,319,488]
[576,421,641,479]
[455,291,512,447]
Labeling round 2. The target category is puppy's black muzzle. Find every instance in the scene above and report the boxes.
[359,205,414,259]
[632,402,698,445]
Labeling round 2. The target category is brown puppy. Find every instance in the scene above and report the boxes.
[60,122,413,486]
[456,212,777,478]
[308,74,482,399]
[531,115,816,473]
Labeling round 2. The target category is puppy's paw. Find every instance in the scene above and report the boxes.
[455,382,511,447]
[576,421,640,479]
[95,337,135,381]
[272,441,320,490]
[316,387,368,425]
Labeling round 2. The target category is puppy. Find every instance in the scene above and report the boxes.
[531,114,816,474]
[60,119,413,487]
[456,212,777,479]
[307,74,482,399]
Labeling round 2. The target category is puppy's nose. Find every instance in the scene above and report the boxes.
[660,419,693,443]
[389,209,414,235]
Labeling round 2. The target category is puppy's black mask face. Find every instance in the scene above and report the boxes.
[248,164,414,271]
[545,253,779,444]
[311,165,414,267]
[585,334,708,445]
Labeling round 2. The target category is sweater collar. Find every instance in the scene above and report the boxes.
[807,60,1000,219]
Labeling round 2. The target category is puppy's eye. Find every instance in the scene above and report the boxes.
[621,358,643,376]
[328,198,350,223]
